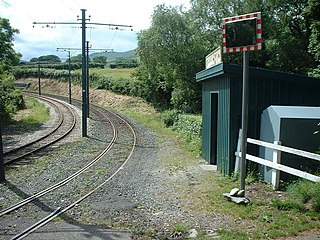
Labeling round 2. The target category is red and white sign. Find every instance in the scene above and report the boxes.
[222,12,262,53]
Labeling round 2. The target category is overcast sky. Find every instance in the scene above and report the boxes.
[1,0,191,61]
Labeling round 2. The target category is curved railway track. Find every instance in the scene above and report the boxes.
[0,94,137,240]
[4,93,77,165]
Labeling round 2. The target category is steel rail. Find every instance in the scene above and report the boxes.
[0,104,117,217]
[4,94,77,165]
[11,106,137,240]
[11,208,61,240]
[4,94,64,155]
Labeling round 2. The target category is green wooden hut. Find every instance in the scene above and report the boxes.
[196,63,320,175]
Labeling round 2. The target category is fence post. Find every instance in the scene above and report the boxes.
[234,129,242,174]
[272,141,281,190]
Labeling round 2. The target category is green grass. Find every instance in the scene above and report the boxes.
[13,96,50,126]
[200,176,320,239]
[171,223,188,234]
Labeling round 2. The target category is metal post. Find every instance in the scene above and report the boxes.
[81,9,87,137]
[68,51,72,104]
[0,103,5,182]
[86,41,90,118]
[0,114,5,182]
[240,51,249,192]
[38,64,41,95]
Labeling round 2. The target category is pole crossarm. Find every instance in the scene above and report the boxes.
[87,22,133,28]
[33,22,132,29]
[57,47,113,52]
[33,21,81,25]
[33,8,132,138]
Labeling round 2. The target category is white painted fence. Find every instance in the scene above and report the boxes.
[235,138,320,190]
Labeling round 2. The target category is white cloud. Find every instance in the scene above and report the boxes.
[1,0,190,61]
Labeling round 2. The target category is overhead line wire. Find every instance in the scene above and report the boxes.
[0,0,11,7]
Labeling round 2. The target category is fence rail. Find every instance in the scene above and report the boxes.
[235,137,320,189]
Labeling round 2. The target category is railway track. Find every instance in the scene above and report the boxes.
[4,93,77,165]
[0,94,137,240]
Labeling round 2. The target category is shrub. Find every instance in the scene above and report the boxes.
[161,109,180,127]
[109,78,131,95]
[172,114,202,143]
[161,112,202,154]
[0,72,24,123]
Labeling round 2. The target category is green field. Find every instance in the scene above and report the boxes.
[74,68,136,79]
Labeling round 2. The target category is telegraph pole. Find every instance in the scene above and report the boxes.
[57,46,113,110]
[68,51,72,104]
[38,64,41,95]
[80,9,87,137]
[86,41,90,118]
[33,9,132,138]
[0,113,5,182]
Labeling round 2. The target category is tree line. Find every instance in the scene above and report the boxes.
[135,0,320,113]
[1,0,319,121]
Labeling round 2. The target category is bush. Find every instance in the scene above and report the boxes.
[172,114,202,143]
[0,72,24,123]
[161,109,180,127]
[109,78,132,95]
[160,111,202,154]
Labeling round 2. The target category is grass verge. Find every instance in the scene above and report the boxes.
[3,95,50,136]
[118,103,320,239]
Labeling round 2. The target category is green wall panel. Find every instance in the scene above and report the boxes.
[197,63,320,176]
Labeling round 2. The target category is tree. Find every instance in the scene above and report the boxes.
[137,4,209,112]
[136,0,318,112]
[70,54,82,63]
[37,54,61,63]
[261,0,315,74]
[305,0,320,77]
[0,18,23,122]
[92,56,107,65]
[29,57,39,62]
[0,18,21,70]
[189,0,316,74]
[0,71,24,121]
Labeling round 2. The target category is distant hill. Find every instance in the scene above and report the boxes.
[90,49,138,62]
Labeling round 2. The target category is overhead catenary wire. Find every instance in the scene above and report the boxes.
[0,0,11,7]
[107,28,118,49]
[33,9,133,137]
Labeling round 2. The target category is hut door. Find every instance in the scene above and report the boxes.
[210,92,218,165]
